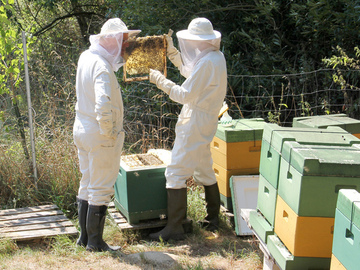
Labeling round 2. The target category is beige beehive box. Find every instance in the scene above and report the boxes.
[123,35,167,82]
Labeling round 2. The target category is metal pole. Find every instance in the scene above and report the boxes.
[22,31,38,188]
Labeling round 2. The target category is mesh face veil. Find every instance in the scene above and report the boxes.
[90,32,125,72]
[89,18,140,72]
[175,18,221,78]
[177,37,221,78]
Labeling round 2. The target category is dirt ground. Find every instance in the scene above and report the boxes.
[0,226,263,270]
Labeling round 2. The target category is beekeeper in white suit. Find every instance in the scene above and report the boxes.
[73,18,140,252]
[149,17,227,241]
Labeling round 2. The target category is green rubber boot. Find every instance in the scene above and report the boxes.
[86,205,121,252]
[200,183,220,232]
[76,197,88,247]
[149,188,187,241]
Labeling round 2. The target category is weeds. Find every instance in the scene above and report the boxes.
[0,238,18,256]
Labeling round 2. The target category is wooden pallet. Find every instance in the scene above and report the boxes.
[108,202,192,231]
[0,204,78,242]
[108,202,168,230]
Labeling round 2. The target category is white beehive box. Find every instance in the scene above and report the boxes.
[230,175,259,235]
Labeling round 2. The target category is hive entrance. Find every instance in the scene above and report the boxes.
[121,154,164,168]
[123,35,167,82]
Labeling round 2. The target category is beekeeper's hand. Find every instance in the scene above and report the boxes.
[166,30,182,68]
[149,69,176,95]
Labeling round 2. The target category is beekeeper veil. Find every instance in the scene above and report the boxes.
[176,18,221,78]
[89,18,141,72]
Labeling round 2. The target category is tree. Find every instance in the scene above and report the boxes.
[0,0,33,158]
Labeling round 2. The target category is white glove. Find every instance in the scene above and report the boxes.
[149,69,176,95]
[166,30,182,68]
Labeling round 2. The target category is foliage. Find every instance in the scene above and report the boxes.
[323,46,360,117]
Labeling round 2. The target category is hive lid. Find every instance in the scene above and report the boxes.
[262,123,359,153]
[293,114,360,134]
[336,189,360,229]
[281,140,360,177]
[215,118,265,142]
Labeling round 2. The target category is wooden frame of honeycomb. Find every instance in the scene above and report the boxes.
[123,35,167,82]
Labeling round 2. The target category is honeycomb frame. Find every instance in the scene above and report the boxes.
[123,35,167,82]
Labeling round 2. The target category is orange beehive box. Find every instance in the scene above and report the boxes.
[213,162,259,197]
[274,195,334,258]
[210,136,261,171]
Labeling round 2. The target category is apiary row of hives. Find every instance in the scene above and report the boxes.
[249,114,360,270]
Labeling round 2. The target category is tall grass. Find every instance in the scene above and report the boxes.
[0,125,79,217]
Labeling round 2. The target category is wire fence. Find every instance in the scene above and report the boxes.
[1,57,359,154]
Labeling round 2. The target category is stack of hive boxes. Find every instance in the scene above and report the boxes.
[210,118,266,210]
[249,123,360,269]
[293,114,360,139]
[330,189,360,270]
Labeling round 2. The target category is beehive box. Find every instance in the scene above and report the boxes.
[211,137,262,171]
[249,209,274,244]
[274,195,334,258]
[259,123,355,188]
[230,175,259,235]
[213,163,257,198]
[278,141,360,217]
[114,153,167,224]
[331,189,360,270]
[293,114,360,138]
[256,174,277,226]
[211,118,265,171]
[267,235,331,270]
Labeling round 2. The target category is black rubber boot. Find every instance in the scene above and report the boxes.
[76,197,88,247]
[86,205,121,252]
[149,188,187,241]
[200,183,220,232]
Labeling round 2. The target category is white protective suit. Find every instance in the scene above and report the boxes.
[152,18,227,189]
[73,18,140,205]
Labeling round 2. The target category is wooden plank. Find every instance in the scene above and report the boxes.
[0,215,69,228]
[0,220,74,233]
[0,210,64,222]
[0,205,58,216]
[3,227,78,241]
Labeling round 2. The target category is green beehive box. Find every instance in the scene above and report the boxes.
[293,114,360,136]
[267,235,331,270]
[249,209,274,244]
[214,118,265,142]
[281,140,360,178]
[256,174,277,226]
[332,189,360,270]
[259,123,353,188]
[114,153,168,224]
[278,141,360,217]
[336,189,360,229]
[332,208,360,270]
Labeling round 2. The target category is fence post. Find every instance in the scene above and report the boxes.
[22,31,38,189]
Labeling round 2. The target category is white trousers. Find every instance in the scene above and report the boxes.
[165,109,217,189]
[74,123,124,206]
